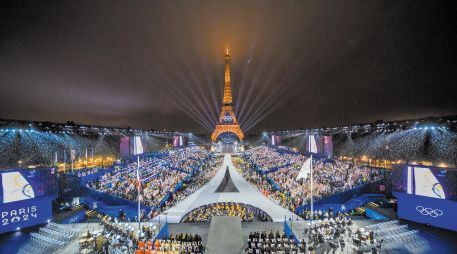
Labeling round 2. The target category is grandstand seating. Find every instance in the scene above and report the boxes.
[84,147,214,219]
[240,146,384,215]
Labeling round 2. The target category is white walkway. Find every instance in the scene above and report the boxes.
[154,154,298,223]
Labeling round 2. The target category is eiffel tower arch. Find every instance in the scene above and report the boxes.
[211,50,244,143]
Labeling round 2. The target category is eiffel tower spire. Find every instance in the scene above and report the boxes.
[223,49,232,105]
[211,50,244,142]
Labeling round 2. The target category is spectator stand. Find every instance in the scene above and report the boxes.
[241,156,283,192]
[272,145,302,156]
[81,147,214,221]
[180,202,273,223]
[242,155,291,175]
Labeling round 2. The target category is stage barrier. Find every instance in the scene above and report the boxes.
[283,219,300,244]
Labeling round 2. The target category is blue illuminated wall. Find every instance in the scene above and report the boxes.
[392,165,457,232]
[394,192,457,232]
[0,168,56,234]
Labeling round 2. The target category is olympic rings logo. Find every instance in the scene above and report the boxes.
[416,206,443,217]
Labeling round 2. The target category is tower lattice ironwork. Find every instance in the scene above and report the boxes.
[211,50,244,142]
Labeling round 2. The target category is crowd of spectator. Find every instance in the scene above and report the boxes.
[150,157,222,218]
[240,146,383,212]
[243,146,305,172]
[87,146,214,211]
[181,202,271,223]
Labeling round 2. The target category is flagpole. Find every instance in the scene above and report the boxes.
[137,155,141,236]
[309,135,313,223]
[71,150,74,173]
[310,154,313,222]
[63,150,66,173]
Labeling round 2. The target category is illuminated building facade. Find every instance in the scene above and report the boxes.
[211,50,244,142]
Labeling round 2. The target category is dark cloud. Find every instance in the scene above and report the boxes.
[1,0,456,133]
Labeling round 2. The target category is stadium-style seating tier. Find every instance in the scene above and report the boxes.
[87,146,218,219]
[239,146,383,213]
[181,202,272,223]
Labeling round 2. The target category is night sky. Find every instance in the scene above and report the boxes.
[1,1,456,133]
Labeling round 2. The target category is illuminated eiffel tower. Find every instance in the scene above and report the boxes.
[211,50,244,142]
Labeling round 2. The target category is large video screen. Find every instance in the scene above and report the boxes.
[392,165,457,201]
[0,168,57,204]
[0,168,56,234]
[392,165,457,232]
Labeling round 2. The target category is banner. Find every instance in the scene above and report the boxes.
[1,195,54,234]
[394,192,457,232]
[0,168,57,234]
[61,210,86,224]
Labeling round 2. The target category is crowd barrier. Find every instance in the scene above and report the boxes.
[80,195,155,220]
[365,207,389,221]
[83,186,152,208]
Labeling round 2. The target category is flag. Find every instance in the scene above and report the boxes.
[296,157,312,180]
[137,156,141,187]
[70,150,76,161]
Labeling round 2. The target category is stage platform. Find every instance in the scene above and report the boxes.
[154,154,298,223]
[206,216,243,254]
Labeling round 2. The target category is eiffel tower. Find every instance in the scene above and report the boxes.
[211,50,244,142]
